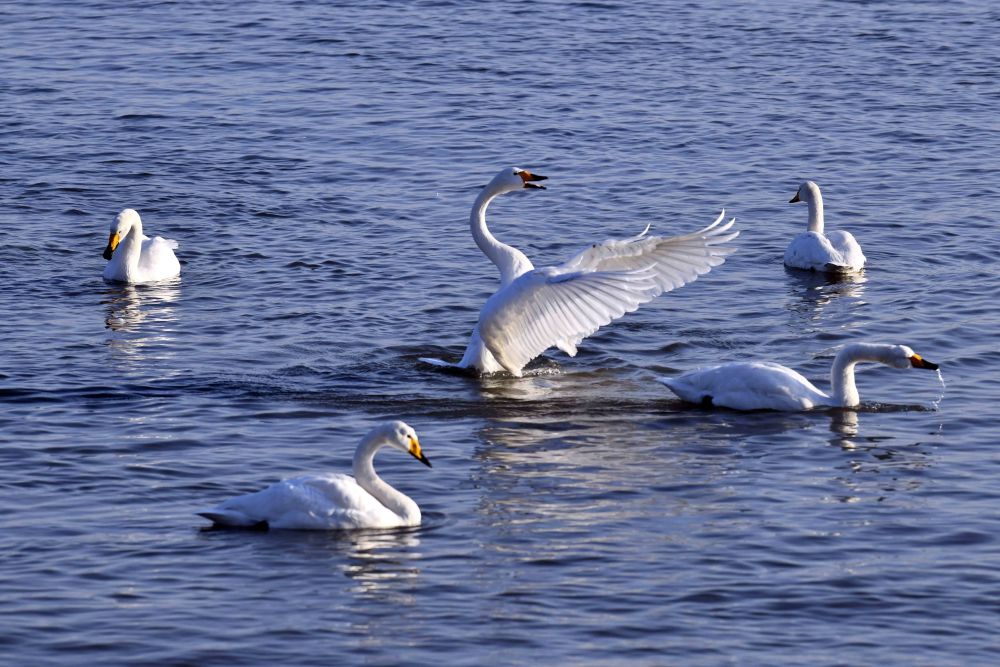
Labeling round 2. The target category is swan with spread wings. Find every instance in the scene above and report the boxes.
[421,167,739,377]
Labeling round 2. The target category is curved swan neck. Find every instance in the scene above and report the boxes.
[352,435,420,524]
[470,184,533,286]
[830,343,894,407]
[805,188,824,234]
[118,221,144,267]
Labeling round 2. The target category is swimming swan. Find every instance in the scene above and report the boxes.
[102,208,181,283]
[657,342,939,411]
[420,167,738,377]
[784,181,865,273]
[198,421,431,530]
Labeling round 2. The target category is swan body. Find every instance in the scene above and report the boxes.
[421,167,739,377]
[198,421,431,530]
[784,181,865,273]
[658,343,939,411]
[102,209,181,283]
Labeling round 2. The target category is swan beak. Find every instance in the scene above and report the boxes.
[910,354,939,370]
[519,170,548,190]
[408,436,432,467]
[102,232,120,260]
[789,192,801,203]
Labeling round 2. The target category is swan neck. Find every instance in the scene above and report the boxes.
[469,185,532,284]
[830,343,890,407]
[352,435,420,524]
[119,224,144,266]
[471,187,510,265]
[807,193,824,234]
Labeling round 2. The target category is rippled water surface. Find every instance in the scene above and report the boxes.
[2,1,1000,665]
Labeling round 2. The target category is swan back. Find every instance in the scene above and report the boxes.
[660,361,830,411]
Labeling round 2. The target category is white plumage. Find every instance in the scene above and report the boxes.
[784,181,865,273]
[421,167,738,376]
[198,421,431,530]
[102,209,181,283]
[658,343,939,411]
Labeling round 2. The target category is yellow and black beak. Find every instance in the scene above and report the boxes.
[102,232,120,260]
[909,353,939,371]
[789,192,801,203]
[407,435,431,468]
[518,170,548,190]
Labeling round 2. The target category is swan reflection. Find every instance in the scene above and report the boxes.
[340,528,423,598]
[101,279,180,361]
[825,407,935,502]
[829,409,860,449]
[785,267,866,325]
[202,524,423,600]
[471,410,735,536]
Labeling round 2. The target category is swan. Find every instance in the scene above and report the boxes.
[102,209,181,283]
[420,166,738,377]
[784,181,865,273]
[198,420,431,530]
[657,343,939,411]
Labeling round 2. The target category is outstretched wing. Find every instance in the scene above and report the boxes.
[561,210,737,291]
[477,212,738,375]
[478,267,660,375]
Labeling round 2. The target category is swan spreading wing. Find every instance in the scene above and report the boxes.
[478,212,738,375]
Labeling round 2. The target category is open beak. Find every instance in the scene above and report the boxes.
[408,436,432,468]
[789,192,801,203]
[102,232,120,260]
[519,170,548,190]
[909,354,939,371]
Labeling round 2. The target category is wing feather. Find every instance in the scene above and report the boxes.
[477,212,739,375]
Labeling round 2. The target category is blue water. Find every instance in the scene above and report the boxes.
[2,1,999,664]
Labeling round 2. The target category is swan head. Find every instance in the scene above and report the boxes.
[103,209,142,260]
[488,167,548,195]
[892,345,940,371]
[789,180,821,204]
[375,420,431,467]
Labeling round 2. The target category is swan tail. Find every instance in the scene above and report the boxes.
[823,262,854,274]
[419,356,462,369]
[418,357,482,376]
[655,375,676,390]
[197,509,260,527]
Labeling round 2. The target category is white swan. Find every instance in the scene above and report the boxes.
[198,421,431,530]
[784,181,865,273]
[657,343,939,411]
[420,167,738,377]
[102,209,181,283]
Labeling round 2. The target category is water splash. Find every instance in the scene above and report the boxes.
[931,369,947,410]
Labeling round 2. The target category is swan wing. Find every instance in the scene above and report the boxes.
[825,230,866,270]
[784,231,864,272]
[477,214,738,376]
[137,236,181,280]
[658,362,830,411]
[561,211,738,292]
[477,266,661,375]
[200,473,399,530]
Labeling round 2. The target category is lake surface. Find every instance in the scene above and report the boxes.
[2,1,999,664]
